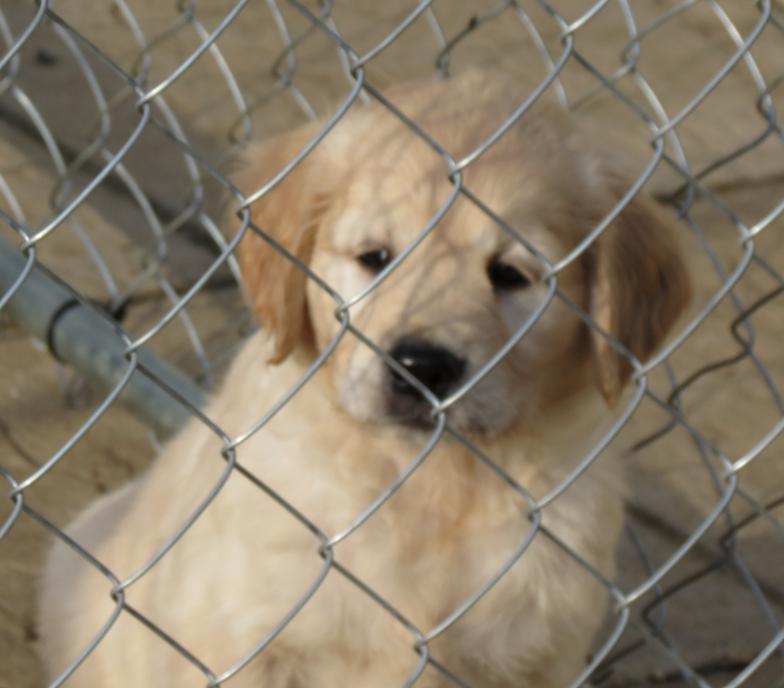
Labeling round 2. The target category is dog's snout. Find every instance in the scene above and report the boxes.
[389,339,466,399]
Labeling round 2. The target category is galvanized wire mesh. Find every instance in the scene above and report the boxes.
[1,1,783,686]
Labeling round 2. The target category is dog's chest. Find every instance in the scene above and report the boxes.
[237,412,617,683]
[316,455,553,640]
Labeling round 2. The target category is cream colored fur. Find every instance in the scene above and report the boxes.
[39,70,690,687]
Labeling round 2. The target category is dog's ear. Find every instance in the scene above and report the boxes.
[589,172,692,406]
[232,124,330,363]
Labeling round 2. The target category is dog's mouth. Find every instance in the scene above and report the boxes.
[386,391,439,429]
[371,340,500,435]
[383,378,494,436]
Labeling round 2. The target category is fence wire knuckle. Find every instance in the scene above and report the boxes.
[1,0,783,686]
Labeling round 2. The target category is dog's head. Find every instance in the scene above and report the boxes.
[233,75,690,436]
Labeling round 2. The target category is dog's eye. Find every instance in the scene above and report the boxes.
[357,248,392,272]
[487,258,531,291]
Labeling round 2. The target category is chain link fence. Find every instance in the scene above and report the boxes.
[1,1,783,686]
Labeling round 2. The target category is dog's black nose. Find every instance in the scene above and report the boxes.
[388,339,466,399]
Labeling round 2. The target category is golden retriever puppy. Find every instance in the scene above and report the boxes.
[39,70,690,687]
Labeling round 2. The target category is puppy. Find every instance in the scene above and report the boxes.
[39,70,690,687]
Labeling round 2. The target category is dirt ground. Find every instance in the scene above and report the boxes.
[1,2,783,687]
